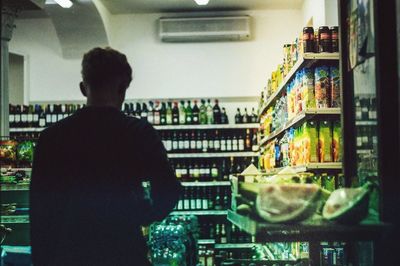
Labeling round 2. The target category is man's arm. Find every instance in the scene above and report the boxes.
[29,132,54,265]
[137,121,182,224]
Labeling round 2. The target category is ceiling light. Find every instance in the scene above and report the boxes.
[194,0,210,6]
[54,0,73,8]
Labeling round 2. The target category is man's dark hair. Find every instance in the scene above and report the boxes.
[81,47,132,90]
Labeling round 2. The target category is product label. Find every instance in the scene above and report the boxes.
[214,140,220,151]
[46,114,51,123]
[238,139,244,151]
[172,141,178,151]
[184,199,190,210]
[227,140,233,151]
[33,114,39,122]
[57,114,63,121]
[181,169,188,177]
[190,140,196,150]
[21,114,27,122]
[202,140,208,152]
[52,114,57,123]
[179,140,184,150]
[194,168,200,178]
[211,168,218,178]
[184,140,190,150]
[196,140,202,150]
[208,140,214,150]
[220,140,226,151]
[320,33,330,40]
[166,140,172,151]
[39,118,46,127]
[9,115,15,123]
[27,114,33,122]
[175,169,182,178]
[196,199,202,209]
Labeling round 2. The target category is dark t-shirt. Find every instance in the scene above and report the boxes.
[29,106,182,266]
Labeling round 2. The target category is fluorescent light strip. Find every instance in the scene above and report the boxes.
[54,0,73,8]
[194,0,210,6]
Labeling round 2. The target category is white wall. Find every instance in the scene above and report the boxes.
[9,9,303,102]
[302,0,338,27]
[325,0,339,26]
[9,53,24,105]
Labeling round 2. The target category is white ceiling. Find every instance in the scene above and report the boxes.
[17,0,304,19]
[100,0,304,14]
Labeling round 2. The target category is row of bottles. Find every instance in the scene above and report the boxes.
[123,99,229,125]
[198,221,253,244]
[9,100,259,128]
[175,186,231,211]
[354,96,377,121]
[161,129,258,153]
[172,157,254,182]
[260,119,341,171]
[234,108,258,124]
[9,104,83,128]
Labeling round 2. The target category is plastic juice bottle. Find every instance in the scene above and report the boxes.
[319,120,333,162]
[308,121,319,163]
[332,120,342,162]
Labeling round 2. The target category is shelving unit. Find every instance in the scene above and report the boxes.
[168,152,257,158]
[355,121,378,126]
[263,163,342,174]
[259,108,341,147]
[197,239,215,245]
[259,53,340,117]
[214,243,256,249]
[1,183,30,191]
[9,123,259,133]
[181,181,230,187]
[1,215,30,224]
[170,210,228,216]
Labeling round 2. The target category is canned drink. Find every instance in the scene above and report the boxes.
[315,66,330,108]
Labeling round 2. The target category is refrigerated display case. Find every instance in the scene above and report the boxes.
[339,0,399,264]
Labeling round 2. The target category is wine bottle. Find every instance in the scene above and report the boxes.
[45,105,52,126]
[206,99,214,124]
[192,100,200,124]
[202,131,208,153]
[160,102,166,125]
[172,131,178,151]
[9,105,15,128]
[242,108,249,123]
[20,105,28,127]
[232,134,238,151]
[148,101,154,124]
[153,101,161,125]
[33,105,40,127]
[178,132,184,152]
[235,108,242,124]
[213,99,221,124]
[172,102,179,125]
[199,99,207,125]
[221,107,228,124]
[27,105,34,127]
[251,107,258,123]
[220,134,226,152]
[185,100,193,125]
[141,103,148,121]
[196,131,202,152]
[213,130,220,152]
[135,102,142,118]
[179,100,186,125]
[166,102,172,125]
[190,131,196,153]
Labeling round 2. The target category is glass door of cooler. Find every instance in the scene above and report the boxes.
[340,0,399,264]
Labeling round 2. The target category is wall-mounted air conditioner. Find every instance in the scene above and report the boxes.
[159,16,251,42]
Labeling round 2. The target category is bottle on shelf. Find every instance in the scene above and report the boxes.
[213,99,221,124]
[172,102,179,125]
[179,100,186,125]
[153,101,161,125]
[192,100,200,125]
[199,99,207,125]
[220,107,228,124]
[251,107,258,123]
[166,102,173,125]
[160,102,167,125]
[148,101,155,124]
[185,100,193,125]
[135,102,142,118]
[235,108,242,124]
[206,99,214,124]
[141,103,148,121]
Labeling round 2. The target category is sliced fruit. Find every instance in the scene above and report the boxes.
[322,182,371,224]
[255,183,321,223]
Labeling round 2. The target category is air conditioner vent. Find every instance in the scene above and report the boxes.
[159,16,251,42]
